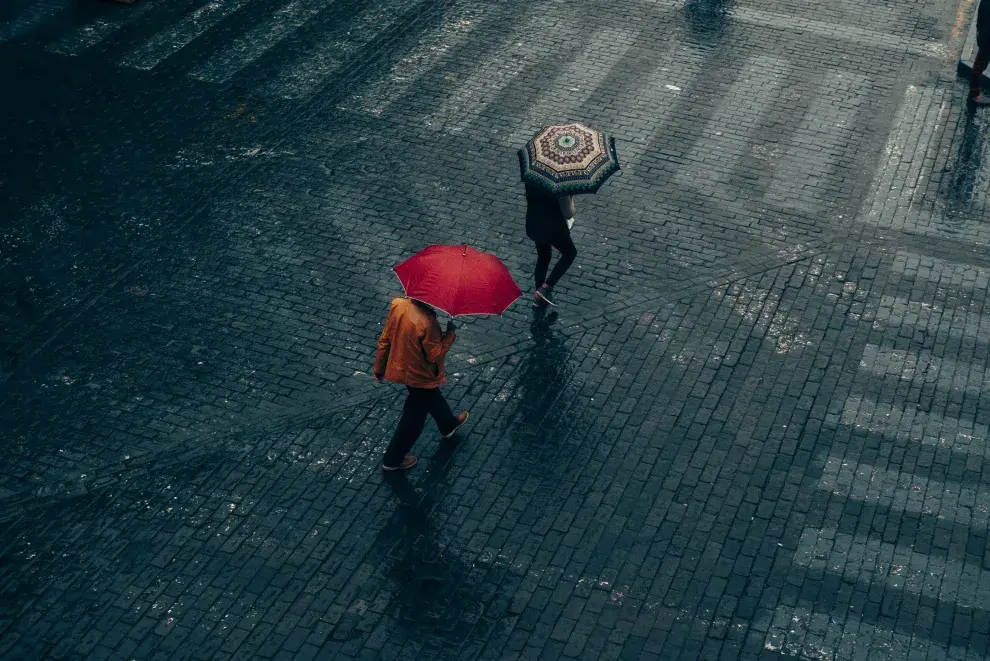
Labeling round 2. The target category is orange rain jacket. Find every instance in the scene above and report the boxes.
[374,297,456,389]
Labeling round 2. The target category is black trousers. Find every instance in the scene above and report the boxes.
[974,42,990,94]
[534,234,577,289]
[383,387,458,465]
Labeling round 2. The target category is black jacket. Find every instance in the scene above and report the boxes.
[524,184,569,245]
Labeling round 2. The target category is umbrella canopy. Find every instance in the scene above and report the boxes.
[519,122,620,195]
[393,245,522,317]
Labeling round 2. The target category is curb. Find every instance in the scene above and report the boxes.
[957,3,989,89]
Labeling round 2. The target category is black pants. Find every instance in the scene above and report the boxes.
[973,39,990,94]
[534,234,577,289]
[383,387,458,465]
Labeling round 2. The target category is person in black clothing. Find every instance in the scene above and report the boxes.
[525,183,577,307]
[970,0,990,105]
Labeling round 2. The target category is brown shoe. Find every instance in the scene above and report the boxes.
[441,411,469,439]
[382,455,417,471]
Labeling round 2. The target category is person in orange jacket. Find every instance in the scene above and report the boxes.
[374,297,469,471]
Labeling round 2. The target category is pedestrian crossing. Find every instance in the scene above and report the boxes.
[767,248,990,657]
[496,27,638,148]
[0,0,70,43]
[763,71,867,215]
[857,343,989,397]
[671,55,791,190]
[840,396,990,462]
[0,0,959,224]
[340,8,480,117]
[46,2,157,55]
[262,0,423,99]
[187,0,329,84]
[121,0,255,71]
[422,12,574,134]
[860,84,990,244]
[890,250,990,292]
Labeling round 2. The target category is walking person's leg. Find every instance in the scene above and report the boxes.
[383,387,429,469]
[533,243,553,307]
[423,388,469,438]
[535,234,577,305]
[546,234,577,287]
[971,44,990,104]
[534,243,553,288]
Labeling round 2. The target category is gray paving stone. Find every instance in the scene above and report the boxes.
[3,0,990,659]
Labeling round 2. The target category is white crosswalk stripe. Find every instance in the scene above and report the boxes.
[611,48,710,175]
[671,55,791,191]
[0,0,70,43]
[793,526,986,596]
[763,70,868,214]
[863,86,935,228]
[262,0,422,100]
[339,11,482,117]
[765,452,990,655]
[497,28,638,148]
[838,396,990,463]
[856,85,990,243]
[857,343,990,398]
[423,14,573,134]
[119,0,253,71]
[46,1,156,55]
[872,294,990,342]
[188,0,331,84]
[817,457,990,511]
[890,250,990,288]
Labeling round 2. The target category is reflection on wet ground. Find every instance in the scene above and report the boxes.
[944,108,989,217]
[380,442,469,634]
[4,0,990,658]
[684,0,734,45]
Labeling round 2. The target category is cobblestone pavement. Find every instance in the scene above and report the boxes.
[3,0,990,658]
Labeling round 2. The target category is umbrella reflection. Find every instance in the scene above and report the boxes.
[684,0,734,45]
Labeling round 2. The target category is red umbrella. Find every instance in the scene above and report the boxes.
[393,245,522,317]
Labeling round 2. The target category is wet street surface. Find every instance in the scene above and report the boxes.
[3,0,990,658]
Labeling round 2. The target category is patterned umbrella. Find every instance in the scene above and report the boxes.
[393,245,522,317]
[519,122,620,195]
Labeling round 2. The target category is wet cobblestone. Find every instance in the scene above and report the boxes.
[2,0,990,659]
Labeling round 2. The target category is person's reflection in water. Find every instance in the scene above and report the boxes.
[382,441,462,625]
[506,309,573,462]
[684,0,734,45]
